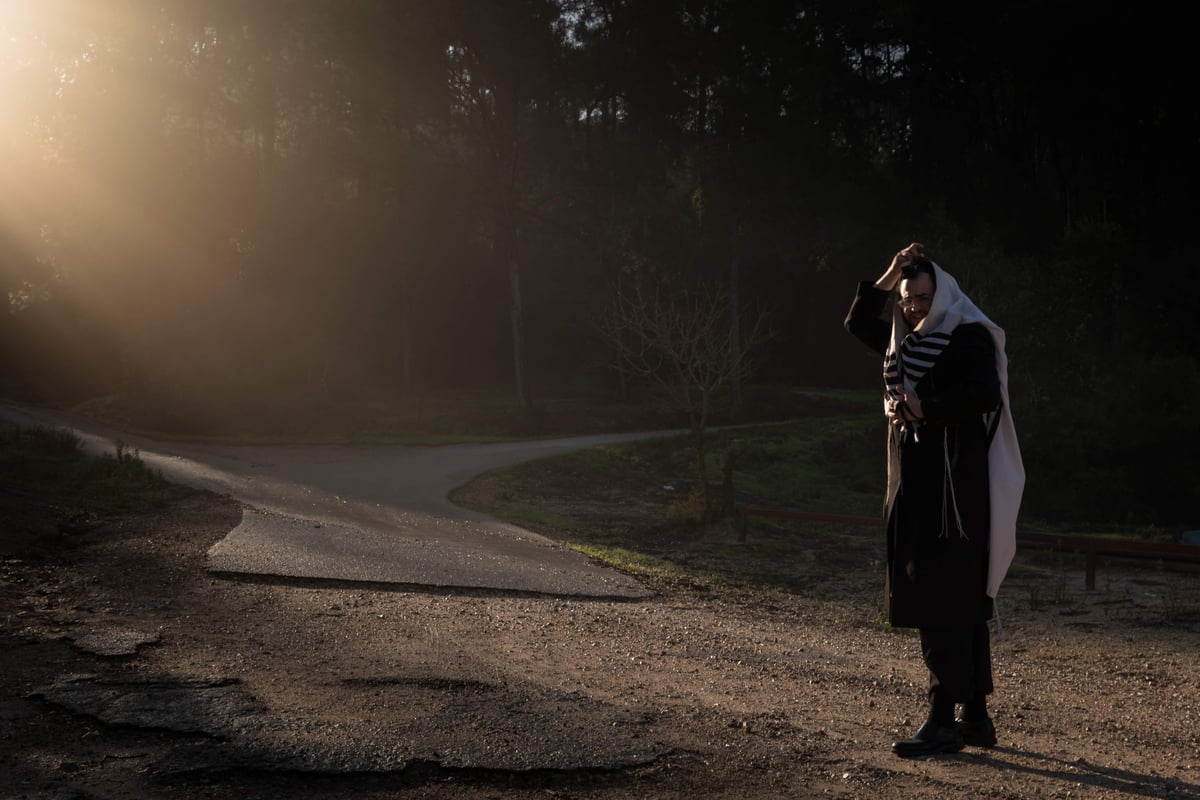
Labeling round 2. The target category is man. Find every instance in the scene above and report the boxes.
[844,242,1024,757]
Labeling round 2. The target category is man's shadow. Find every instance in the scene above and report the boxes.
[967,746,1199,799]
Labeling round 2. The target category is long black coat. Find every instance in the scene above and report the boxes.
[845,283,1001,628]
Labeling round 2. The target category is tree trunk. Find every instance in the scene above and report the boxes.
[509,242,528,410]
[398,266,412,396]
[728,247,742,417]
[692,390,712,520]
[615,270,630,402]
[248,10,278,278]
[491,79,530,411]
[194,26,211,165]
[252,31,277,188]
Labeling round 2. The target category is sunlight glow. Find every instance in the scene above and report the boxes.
[1,0,173,328]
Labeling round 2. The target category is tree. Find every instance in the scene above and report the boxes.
[599,276,771,521]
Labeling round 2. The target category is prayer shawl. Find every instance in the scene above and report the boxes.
[883,262,1024,599]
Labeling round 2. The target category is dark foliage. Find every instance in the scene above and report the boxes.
[0,1,1194,525]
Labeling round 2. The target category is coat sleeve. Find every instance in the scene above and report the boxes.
[843,282,892,356]
[919,323,1001,425]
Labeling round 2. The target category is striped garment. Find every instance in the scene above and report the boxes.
[883,329,953,403]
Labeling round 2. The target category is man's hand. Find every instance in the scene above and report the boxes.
[876,242,927,291]
[886,392,924,427]
[890,242,926,272]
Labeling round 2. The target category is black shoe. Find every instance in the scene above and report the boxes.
[958,716,997,748]
[891,719,964,758]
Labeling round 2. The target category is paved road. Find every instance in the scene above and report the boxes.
[1,401,674,598]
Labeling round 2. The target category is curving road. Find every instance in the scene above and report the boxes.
[1,401,675,599]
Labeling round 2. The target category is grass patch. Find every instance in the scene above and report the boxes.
[0,421,174,516]
[569,544,719,591]
[452,411,890,606]
[710,415,884,514]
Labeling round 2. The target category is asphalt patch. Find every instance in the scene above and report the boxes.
[64,628,161,657]
[32,673,263,736]
[33,670,666,776]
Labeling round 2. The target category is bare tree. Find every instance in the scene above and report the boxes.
[599,276,771,521]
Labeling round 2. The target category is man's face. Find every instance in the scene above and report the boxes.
[898,273,935,327]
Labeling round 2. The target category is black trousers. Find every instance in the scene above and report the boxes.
[919,623,993,705]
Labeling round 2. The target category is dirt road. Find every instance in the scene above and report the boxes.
[2,404,1200,799]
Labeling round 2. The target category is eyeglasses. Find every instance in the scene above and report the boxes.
[898,293,933,310]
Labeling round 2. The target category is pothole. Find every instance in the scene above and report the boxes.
[338,676,498,693]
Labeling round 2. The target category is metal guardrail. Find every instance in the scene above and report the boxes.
[736,506,1200,590]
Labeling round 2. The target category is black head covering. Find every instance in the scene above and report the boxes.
[900,258,937,288]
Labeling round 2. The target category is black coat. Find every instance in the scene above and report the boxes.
[845,283,1001,628]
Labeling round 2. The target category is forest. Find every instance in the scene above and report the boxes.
[1,1,1197,526]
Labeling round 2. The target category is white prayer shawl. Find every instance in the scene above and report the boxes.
[883,262,1025,599]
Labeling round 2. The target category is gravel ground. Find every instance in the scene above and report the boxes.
[2,486,1200,800]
